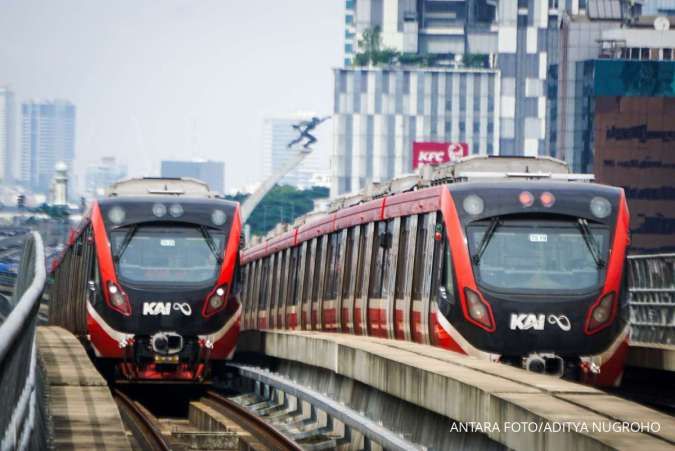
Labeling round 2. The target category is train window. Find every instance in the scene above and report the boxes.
[258,256,270,309]
[395,216,410,299]
[301,242,312,304]
[342,228,354,298]
[412,214,430,299]
[288,247,300,305]
[312,237,323,301]
[324,232,341,300]
[111,225,225,285]
[369,220,394,298]
[354,225,367,298]
[270,253,279,308]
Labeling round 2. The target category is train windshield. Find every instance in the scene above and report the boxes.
[111,225,225,285]
[467,219,609,293]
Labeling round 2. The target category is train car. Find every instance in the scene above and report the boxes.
[49,178,242,382]
[239,156,631,387]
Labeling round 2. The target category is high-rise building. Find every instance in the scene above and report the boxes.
[262,116,328,189]
[84,156,128,198]
[333,66,499,194]
[0,87,15,183]
[333,0,648,196]
[21,100,76,194]
[160,159,225,194]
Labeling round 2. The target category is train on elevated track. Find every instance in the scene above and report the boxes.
[240,156,631,387]
[49,178,242,381]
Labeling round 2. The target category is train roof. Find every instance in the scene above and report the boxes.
[106,177,217,198]
[242,156,621,262]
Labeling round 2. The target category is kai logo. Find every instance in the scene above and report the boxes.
[142,302,192,316]
[417,151,446,164]
[510,314,571,331]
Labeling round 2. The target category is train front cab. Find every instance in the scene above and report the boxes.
[436,183,631,386]
[239,183,630,386]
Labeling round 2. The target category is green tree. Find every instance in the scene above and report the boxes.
[224,185,329,237]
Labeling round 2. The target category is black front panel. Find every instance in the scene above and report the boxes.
[91,285,238,335]
[446,289,629,356]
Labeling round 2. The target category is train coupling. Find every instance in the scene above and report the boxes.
[524,353,565,377]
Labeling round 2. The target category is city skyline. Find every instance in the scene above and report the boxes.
[0,0,342,192]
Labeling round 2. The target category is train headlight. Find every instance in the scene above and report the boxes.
[169,203,184,218]
[585,292,615,335]
[106,281,131,315]
[519,191,534,207]
[203,284,229,317]
[463,195,484,216]
[540,192,556,208]
[108,206,126,225]
[590,197,612,219]
[152,203,167,218]
[211,209,227,226]
[463,287,495,331]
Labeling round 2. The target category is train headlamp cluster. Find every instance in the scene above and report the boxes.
[463,287,494,331]
[106,281,131,315]
[203,284,229,318]
[585,292,615,334]
[152,203,185,219]
[590,197,612,219]
[518,191,556,208]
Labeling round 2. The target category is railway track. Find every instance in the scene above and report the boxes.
[204,390,303,451]
[113,389,172,451]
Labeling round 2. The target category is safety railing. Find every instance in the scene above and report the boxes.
[0,232,48,451]
[627,253,675,345]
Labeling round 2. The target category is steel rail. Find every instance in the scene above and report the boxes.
[112,389,171,451]
[204,390,302,451]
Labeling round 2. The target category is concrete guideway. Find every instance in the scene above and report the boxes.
[37,326,132,450]
[239,330,675,451]
[627,343,675,372]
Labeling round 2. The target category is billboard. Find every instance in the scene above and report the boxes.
[412,142,468,169]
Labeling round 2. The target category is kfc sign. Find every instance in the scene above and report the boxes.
[412,142,468,169]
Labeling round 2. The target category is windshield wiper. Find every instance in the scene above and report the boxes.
[577,218,605,268]
[114,225,138,262]
[200,226,223,264]
[472,216,500,265]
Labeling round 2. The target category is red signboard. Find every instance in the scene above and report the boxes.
[412,142,468,169]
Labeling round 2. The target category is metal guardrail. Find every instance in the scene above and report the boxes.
[627,253,675,345]
[0,232,48,451]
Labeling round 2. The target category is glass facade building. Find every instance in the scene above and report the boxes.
[332,67,499,195]
[21,100,76,194]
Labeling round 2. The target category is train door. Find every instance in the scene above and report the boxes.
[367,219,396,338]
[355,223,374,335]
[301,240,314,330]
[335,228,350,333]
[279,248,290,329]
[411,212,439,344]
[269,252,280,329]
[321,232,342,331]
[311,236,326,330]
[286,246,300,329]
[394,215,417,341]
[341,226,359,334]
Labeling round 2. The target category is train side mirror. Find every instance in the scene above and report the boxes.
[87,280,96,293]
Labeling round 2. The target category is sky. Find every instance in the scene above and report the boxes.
[0,0,344,192]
